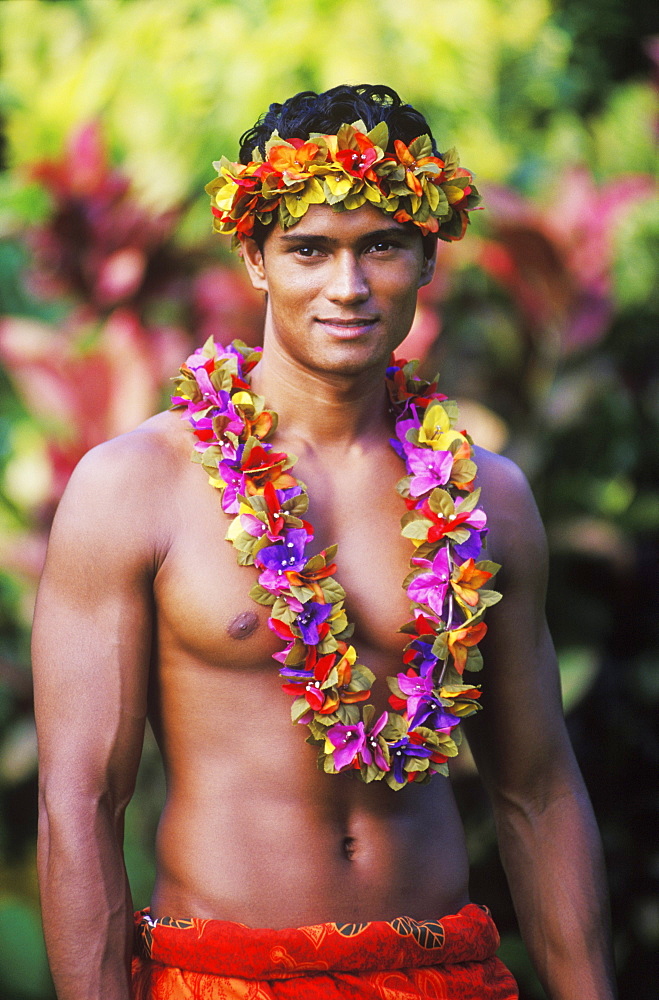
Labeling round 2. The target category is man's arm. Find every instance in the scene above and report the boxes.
[465,452,617,1000]
[33,432,161,1000]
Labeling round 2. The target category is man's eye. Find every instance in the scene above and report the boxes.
[295,246,320,257]
[367,241,397,253]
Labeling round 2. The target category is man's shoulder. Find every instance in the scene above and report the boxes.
[472,445,546,564]
[473,445,529,493]
[69,410,187,494]
[51,410,190,554]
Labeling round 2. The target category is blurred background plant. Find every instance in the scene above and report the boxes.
[0,1,656,997]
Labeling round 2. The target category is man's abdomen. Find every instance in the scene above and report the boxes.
[149,756,471,928]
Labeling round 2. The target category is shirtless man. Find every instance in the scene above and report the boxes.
[33,84,617,999]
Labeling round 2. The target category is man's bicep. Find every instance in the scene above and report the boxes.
[33,441,156,806]
[465,454,576,803]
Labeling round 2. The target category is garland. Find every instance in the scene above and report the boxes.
[205,120,481,248]
[172,339,501,790]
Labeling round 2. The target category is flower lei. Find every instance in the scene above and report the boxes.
[172,339,501,790]
[205,120,481,248]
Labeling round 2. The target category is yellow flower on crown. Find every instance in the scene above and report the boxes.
[205,121,482,248]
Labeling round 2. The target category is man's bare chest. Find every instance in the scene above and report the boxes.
[154,450,414,673]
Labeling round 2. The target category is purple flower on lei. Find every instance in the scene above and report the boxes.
[406,448,453,497]
[453,508,488,562]
[410,697,459,732]
[389,411,421,461]
[403,636,439,673]
[360,711,389,770]
[388,737,434,784]
[217,458,246,513]
[406,546,451,616]
[326,721,366,770]
[294,601,333,645]
[256,528,309,591]
[397,661,436,717]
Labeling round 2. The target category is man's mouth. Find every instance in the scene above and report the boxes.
[316,317,379,337]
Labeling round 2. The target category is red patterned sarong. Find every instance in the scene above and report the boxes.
[131,902,518,999]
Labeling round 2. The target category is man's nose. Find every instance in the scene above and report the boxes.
[326,251,369,303]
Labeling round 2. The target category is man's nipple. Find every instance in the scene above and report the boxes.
[226,610,260,640]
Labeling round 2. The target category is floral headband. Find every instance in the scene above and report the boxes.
[205,120,482,248]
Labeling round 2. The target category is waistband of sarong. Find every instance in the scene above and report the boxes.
[133,902,501,979]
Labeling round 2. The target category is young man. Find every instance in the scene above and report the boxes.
[33,85,617,999]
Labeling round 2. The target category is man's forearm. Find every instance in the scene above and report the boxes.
[494,782,617,1000]
[38,799,134,1000]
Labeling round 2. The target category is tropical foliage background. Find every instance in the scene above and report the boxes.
[0,1,657,997]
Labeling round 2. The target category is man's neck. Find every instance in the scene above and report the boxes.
[249,340,392,454]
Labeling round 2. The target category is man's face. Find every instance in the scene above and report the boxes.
[241,202,436,377]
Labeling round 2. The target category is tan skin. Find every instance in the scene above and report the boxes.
[33,203,616,999]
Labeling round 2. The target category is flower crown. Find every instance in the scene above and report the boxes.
[205,120,482,248]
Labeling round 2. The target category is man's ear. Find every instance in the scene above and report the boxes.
[240,237,268,292]
[418,241,437,290]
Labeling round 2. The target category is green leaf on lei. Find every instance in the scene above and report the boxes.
[249,583,276,605]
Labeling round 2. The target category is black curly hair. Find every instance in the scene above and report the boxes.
[238,84,438,255]
[238,83,438,162]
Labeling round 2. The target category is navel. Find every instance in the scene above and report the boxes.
[342,836,357,861]
[226,610,259,640]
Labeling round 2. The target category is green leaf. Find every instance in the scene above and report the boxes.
[232,530,258,551]
[396,475,412,497]
[247,494,269,514]
[432,634,449,658]
[291,697,310,723]
[367,121,389,149]
[317,637,338,655]
[285,641,307,666]
[385,772,407,791]
[444,527,471,544]
[477,560,501,576]
[272,597,296,623]
[401,519,432,540]
[337,122,357,147]
[322,180,348,206]
[402,568,424,589]
[451,459,477,484]
[323,754,338,773]
[291,585,314,602]
[409,134,433,160]
[321,578,346,603]
[362,703,376,728]
[283,493,309,516]
[429,762,449,778]
[249,584,276,605]
[336,703,360,725]
[381,714,407,740]
[477,589,503,607]
[400,508,429,527]
[428,489,454,516]
[307,719,328,741]
[456,487,481,514]
[324,543,338,561]
[465,647,484,672]
[350,664,376,689]
[441,147,460,177]
[386,676,404,698]
[406,756,430,773]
